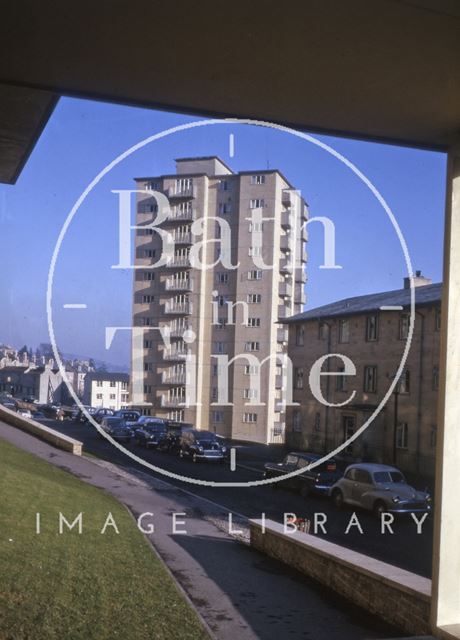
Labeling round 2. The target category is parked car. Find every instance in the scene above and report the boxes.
[92,408,115,424]
[22,397,39,404]
[133,419,168,448]
[100,417,132,443]
[114,409,141,426]
[264,452,341,496]
[37,404,65,420]
[329,463,432,517]
[17,408,32,418]
[0,399,17,412]
[158,421,194,453]
[179,429,227,462]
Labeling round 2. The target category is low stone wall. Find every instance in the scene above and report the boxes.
[0,405,83,455]
[250,518,431,636]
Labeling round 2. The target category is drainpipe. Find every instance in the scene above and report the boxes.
[415,309,425,475]
[321,319,333,454]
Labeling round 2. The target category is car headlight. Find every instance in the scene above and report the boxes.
[426,495,432,503]
[392,496,400,503]
[198,446,203,452]
[221,447,227,453]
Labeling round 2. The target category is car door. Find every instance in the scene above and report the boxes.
[352,469,373,505]
[340,468,357,504]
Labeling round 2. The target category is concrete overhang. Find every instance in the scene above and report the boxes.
[0,0,459,184]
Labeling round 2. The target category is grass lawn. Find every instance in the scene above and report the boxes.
[0,437,209,640]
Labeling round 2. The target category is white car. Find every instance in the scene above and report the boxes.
[17,408,32,418]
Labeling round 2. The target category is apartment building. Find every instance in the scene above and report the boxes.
[284,274,441,477]
[133,156,307,443]
[83,372,130,411]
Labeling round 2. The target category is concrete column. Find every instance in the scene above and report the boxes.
[431,154,460,638]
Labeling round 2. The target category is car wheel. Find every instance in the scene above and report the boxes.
[373,500,387,518]
[332,489,344,509]
[300,485,311,498]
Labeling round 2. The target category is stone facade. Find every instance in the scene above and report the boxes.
[285,280,441,478]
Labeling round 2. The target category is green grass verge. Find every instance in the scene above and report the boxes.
[0,438,209,640]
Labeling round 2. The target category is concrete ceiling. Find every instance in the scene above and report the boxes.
[0,0,459,184]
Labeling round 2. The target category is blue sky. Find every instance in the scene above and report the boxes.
[0,97,447,367]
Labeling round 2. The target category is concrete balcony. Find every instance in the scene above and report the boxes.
[279,258,292,275]
[164,255,191,268]
[300,247,307,263]
[295,269,307,283]
[161,370,186,385]
[164,301,192,315]
[281,210,292,229]
[280,235,291,252]
[161,393,186,407]
[296,289,306,305]
[282,190,293,206]
[275,374,283,388]
[279,282,292,298]
[169,323,191,338]
[166,208,195,222]
[278,305,288,319]
[165,277,193,291]
[163,348,189,361]
[166,184,195,199]
[277,327,289,343]
[172,231,193,244]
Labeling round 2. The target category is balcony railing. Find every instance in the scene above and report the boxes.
[164,255,191,268]
[166,185,195,199]
[279,258,292,274]
[165,278,193,291]
[163,348,189,361]
[270,424,286,444]
[169,323,191,338]
[172,231,193,245]
[278,305,288,319]
[164,301,192,315]
[277,327,289,343]
[166,208,195,222]
[161,370,186,385]
[280,235,291,252]
[279,282,292,298]
[161,394,187,407]
[281,210,292,229]
[295,269,307,283]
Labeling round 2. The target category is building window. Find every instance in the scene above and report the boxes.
[96,380,103,387]
[243,388,258,400]
[399,369,410,394]
[363,365,377,393]
[244,341,260,352]
[250,198,265,209]
[248,246,262,257]
[318,322,328,340]
[217,318,227,329]
[214,342,226,354]
[144,385,152,394]
[110,394,116,400]
[292,410,302,432]
[212,411,223,423]
[430,425,437,448]
[247,317,261,328]
[146,181,159,191]
[249,221,263,232]
[339,319,349,343]
[295,325,305,346]
[219,179,229,191]
[211,387,218,401]
[218,202,232,215]
[399,313,410,339]
[142,295,154,303]
[216,272,228,284]
[176,177,192,193]
[396,422,409,450]
[314,412,321,432]
[244,364,259,375]
[294,367,304,389]
[110,381,116,387]
[248,270,262,280]
[433,366,439,391]
[247,293,262,303]
[96,393,102,400]
[336,366,346,392]
[139,203,158,213]
[251,175,266,185]
[365,315,378,341]
[144,339,153,348]
[144,249,156,258]
[143,271,155,281]
[243,413,258,423]
[435,307,441,331]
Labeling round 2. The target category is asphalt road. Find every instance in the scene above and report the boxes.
[41,418,433,578]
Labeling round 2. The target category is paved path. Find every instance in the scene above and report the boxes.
[1,420,405,640]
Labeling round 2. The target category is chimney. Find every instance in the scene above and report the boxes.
[404,270,432,289]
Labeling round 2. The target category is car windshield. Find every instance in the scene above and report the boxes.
[373,471,406,484]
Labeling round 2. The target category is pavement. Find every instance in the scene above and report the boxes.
[1,419,415,640]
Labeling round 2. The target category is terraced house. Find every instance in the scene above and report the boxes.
[284,273,441,478]
[132,156,307,443]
